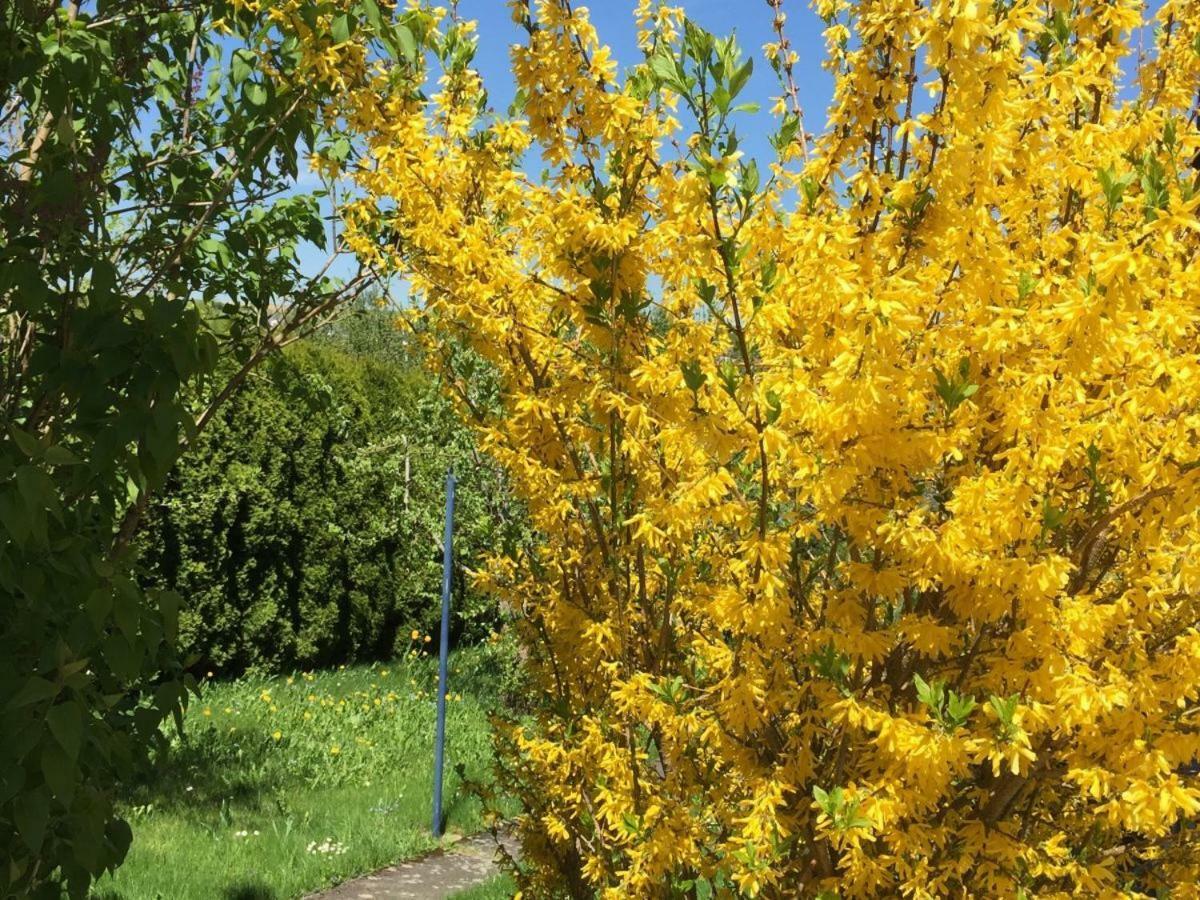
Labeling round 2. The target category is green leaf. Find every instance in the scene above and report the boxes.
[113,583,140,641]
[147,58,172,82]
[712,85,730,114]
[107,817,133,865]
[9,426,41,458]
[43,445,81,466]
[86,587,113,630]
[231,49,254,87]
[680,360,707,394]
[46,701,83,760]
[41,743,76,802]
[740,159,759,196]
[1042,496,1067,531]
[361,0,383,30]
[14,788,49,852]
[728,58,753,101]
[244,82,268,108]
[331,14,351,44]
[912,673,932,706]
[158,590,182,646]
[8,676,60,710]
[103,634,140,682]
[1017,272,1037,302]
[933,361,979,414]
[772,114,801,154]
[394,23,417,62]
[1096,165,1133,210]
[327,136,352,162]
[649,46,686,95]
[0,490,30,545]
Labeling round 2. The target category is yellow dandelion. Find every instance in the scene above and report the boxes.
[272,730,282,741]
[330,745,341,756]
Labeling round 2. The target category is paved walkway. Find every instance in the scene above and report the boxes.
[311,832,518,900]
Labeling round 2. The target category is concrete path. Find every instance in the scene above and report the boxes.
[311,832,518,900]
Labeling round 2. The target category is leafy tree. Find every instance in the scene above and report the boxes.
[343,1,1200,895]
[0,1,423,894]
[138,316,515,675]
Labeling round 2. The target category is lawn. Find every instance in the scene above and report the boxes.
[450,875,517,899]
[91,640,511,900]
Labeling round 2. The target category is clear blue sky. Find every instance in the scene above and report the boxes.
[300,1,1162,283]
[456,0,833,152]
[302,0,832,281]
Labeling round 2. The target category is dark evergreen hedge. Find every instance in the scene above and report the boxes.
[138,327,514,675]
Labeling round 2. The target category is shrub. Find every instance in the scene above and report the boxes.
[0,2,421,893]
[139,329,514,675]
[342,1,1200,895]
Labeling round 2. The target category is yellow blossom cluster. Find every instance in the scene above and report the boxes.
[343,0,1200,895]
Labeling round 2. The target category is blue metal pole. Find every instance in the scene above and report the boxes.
[432,469,455,837]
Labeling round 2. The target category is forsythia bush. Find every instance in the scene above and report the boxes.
[345,0,1200,894]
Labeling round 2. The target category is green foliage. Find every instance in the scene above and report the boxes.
[933,358,979,414]
[449,875,517,900]
[988,693,1021,741]
[0,3,407,895]
[913,674,976,732]
[138,321,516,674]
[812,786,873,833]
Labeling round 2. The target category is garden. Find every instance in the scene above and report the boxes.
[92,648,500,899]
[3,0,1200,898]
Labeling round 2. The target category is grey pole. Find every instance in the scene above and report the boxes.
[432,469,455,837]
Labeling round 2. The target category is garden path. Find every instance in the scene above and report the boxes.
[310,831,518,900]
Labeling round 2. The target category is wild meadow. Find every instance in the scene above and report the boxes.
[91,640,512,900]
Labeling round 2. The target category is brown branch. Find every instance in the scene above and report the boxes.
[766,0,810,163]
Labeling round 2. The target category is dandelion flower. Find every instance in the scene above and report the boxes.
[330,745,341,756]
[272,730,282,741]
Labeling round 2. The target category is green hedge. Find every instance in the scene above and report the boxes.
[138,326,512,675]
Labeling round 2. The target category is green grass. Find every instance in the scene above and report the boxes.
[449,874,517,899]
[92,641,510,900]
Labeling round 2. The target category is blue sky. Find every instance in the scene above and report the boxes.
[302,0,833,281]
[456,0,833,136]
[298,1,1163,283]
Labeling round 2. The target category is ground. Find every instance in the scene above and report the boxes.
[90,647,508,899]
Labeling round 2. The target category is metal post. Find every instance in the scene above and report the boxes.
[432,469,455,837]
